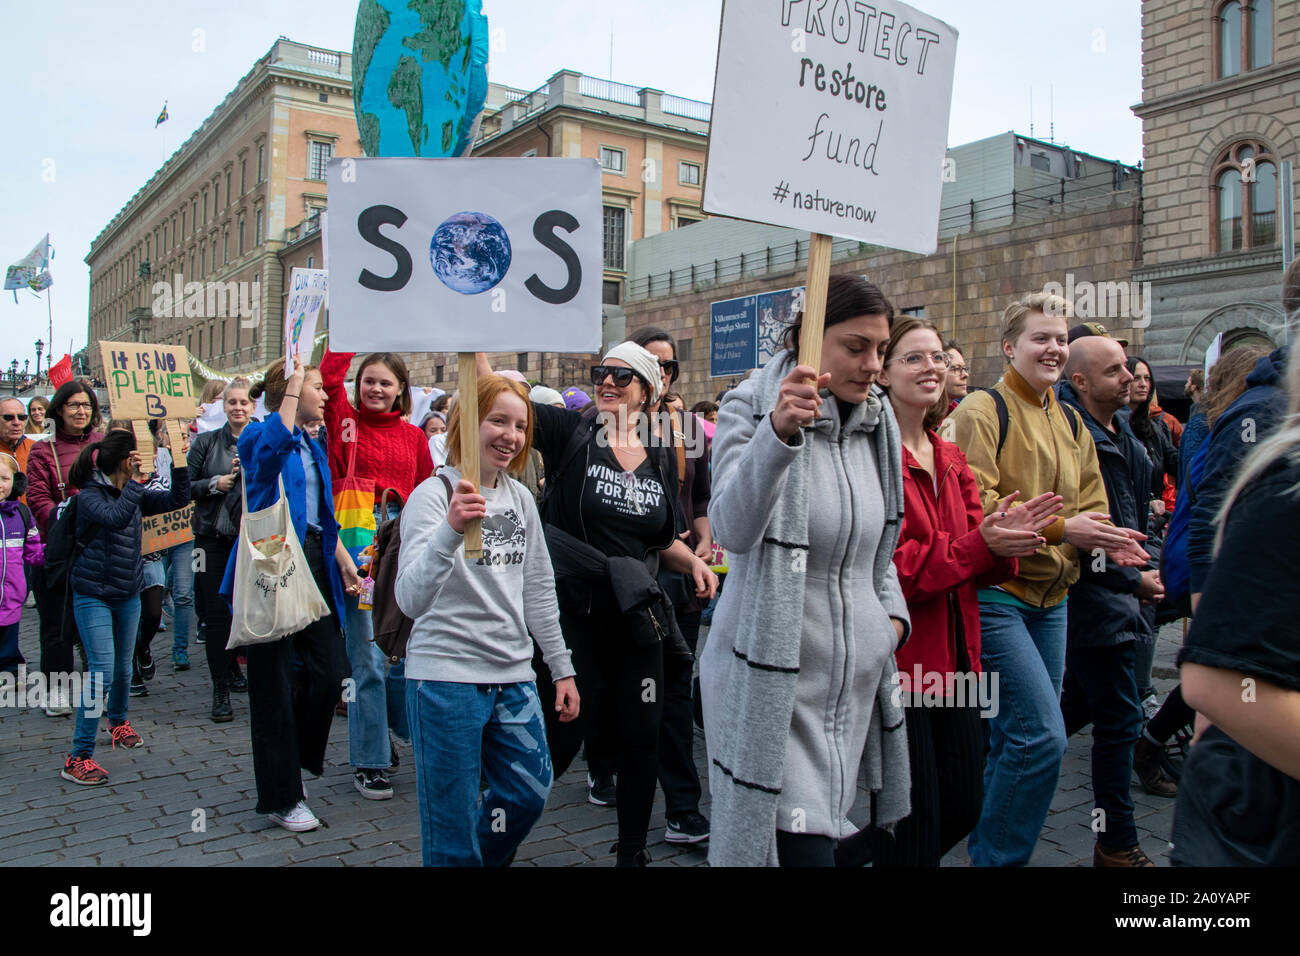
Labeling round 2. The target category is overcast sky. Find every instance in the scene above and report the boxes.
[0,0,1142,375]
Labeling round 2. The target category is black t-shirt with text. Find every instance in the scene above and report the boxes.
[579,441,672,560]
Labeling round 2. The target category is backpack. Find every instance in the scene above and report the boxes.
[371,476,454,664]
[43,496,100,592]
[975,387,1081,459]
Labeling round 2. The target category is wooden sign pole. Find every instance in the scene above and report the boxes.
[797,233,834,379]
[457,351,483,558]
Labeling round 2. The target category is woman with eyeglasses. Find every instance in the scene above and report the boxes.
[25,382,105,717]
[858,317,1060,866]
[476,344,718,866]
[943,341,969,415]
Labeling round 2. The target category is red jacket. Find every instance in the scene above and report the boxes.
[893,432,1017,691]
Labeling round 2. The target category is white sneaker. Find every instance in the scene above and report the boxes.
[269,801,320,832]
[1141,694,1160,720]
[44,688,72,717]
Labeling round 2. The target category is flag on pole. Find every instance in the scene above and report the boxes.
[156,101,168,127]
[4,234,53,299]
[47,354,73,389]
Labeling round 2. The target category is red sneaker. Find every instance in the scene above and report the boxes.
[61,754,108,786]
[109,720,144,749]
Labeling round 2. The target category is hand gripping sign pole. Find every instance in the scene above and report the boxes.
[457,353,483,557]
[798,234,834,379]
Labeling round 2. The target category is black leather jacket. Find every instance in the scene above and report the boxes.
[188,423,242,538]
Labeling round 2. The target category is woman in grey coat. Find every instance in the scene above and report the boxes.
[700,275,912,867]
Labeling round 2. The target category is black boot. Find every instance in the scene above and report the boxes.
[228,658,248,693]
[611,842,650,867]
[211,679,233,723]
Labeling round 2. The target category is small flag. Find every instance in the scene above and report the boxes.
[156,101,168,127]
[4,234,52,297]
[48,354,73,389]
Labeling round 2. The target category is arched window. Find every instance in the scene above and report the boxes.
[1212,141,1277,252]
[1215,0,1272,79]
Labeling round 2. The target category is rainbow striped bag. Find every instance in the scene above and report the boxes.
[333,435,376,563]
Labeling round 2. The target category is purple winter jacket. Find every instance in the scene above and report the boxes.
[0,499,43,626]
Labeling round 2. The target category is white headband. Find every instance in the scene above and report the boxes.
[601,342,663,403]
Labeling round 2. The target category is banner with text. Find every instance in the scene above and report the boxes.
[284,268,328,376]
[703,0,958,254]
[142,504,194,556]
[325,157,602,352]
[99,342,196,420]
[710,285,804,377]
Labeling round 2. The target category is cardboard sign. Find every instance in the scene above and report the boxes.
[141,503,194,556]
[703,0,958,254]
[100,342,196,420]
[284,268,328,376]
[324,157,602,353]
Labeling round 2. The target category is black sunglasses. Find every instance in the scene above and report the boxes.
[590,365,640,389]
[659,359,680,382]
[1,413,27,422]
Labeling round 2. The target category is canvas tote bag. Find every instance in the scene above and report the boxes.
[228,474,330,649]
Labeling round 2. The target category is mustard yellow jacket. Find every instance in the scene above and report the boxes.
[944,365,1108,608]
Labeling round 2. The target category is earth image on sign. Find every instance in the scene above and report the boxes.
[352,0,489,158]
[430,211,512,294]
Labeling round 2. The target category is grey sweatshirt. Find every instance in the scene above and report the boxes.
[395,465,574,685]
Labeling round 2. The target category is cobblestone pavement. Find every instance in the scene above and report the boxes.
[0,612,1184,867]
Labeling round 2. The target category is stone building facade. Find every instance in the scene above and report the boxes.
[1132,0,1299,364]
[85,40,361,378]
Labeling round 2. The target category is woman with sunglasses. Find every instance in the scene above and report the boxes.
[25,382,104,717]
[476,344,717,866]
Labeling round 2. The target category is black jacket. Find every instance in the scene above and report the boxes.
[72,468,191,603]
[1058,383,1153,648]
[531,402,681,614]
[188,423,242,538]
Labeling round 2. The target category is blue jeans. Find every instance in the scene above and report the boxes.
[71,593,141,757]
[161,539,194,656]
[968,600,1068,866]
[406,679,553,866]
[345,501,402,768]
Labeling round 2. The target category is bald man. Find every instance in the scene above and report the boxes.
[1056,336,1165,866]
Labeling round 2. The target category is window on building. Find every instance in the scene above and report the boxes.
[214,179,220,210]
[309,141,333,180]
[603,205,626,270]
[240,159,246,196]
[192,199,198,229]
[679,161,701,186]
[220,320,226,357]
[599,147,626,174]
[677,339,693,362]
[673,215,703,229]
[223,231,229,265]
[257,144,265,183]
[603,280,621,305]
[517,352,529,372]
[225,171,232,205]
[435,364,444,383]
[902,306,927,318]
[200,245,205,276]
[255,209,264,247]
[1216,0,1272,78]
[189,254,194,279]
[181,210,186,238]
[522,148,538,157]
[1213,140,1277,252]
[238,217,246,256]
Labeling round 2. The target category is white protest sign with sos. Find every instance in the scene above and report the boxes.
[704,0,958,254]
[284,268,328,376]
[325,157,602,352]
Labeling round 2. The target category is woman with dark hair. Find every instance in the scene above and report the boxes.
[943,339,969,414]
[319,349,433,798]
[231,357,357,831]
[475,342,718,865]
[1126,357,1179,502]
[701,274,912,866]
[59,429,190,785]
[188,378,254,721]
[25,381,104,717]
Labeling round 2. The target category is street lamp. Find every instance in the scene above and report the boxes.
[9,360,18,395]
[34,339,43,382]
[24,360,30,386]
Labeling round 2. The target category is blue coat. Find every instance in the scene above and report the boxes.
[73,467,191,603]
[220,416,347,623]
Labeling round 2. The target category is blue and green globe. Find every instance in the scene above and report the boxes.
[353,0,488,158]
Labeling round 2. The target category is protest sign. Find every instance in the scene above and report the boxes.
[703,0,958,256]
[284,268,328,376]
[324,157,603,353]
[142,504,194,556]
[99,342,196,420]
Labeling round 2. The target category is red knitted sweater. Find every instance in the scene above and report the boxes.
[320,350,433,506]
